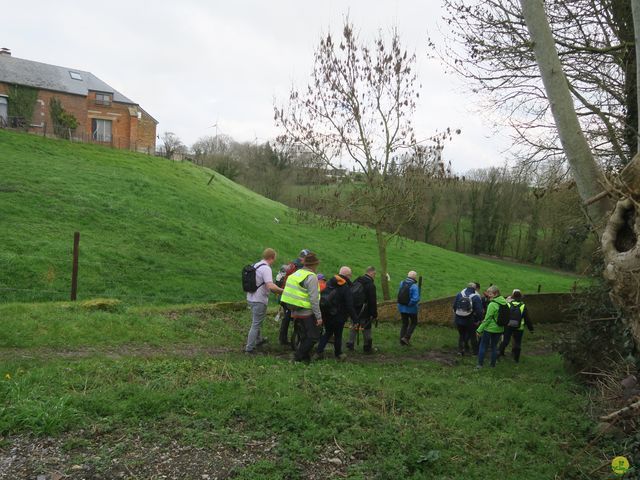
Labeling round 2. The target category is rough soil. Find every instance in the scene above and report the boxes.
[0,432,355,480]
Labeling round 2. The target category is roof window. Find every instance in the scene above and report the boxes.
[69,71,82,80]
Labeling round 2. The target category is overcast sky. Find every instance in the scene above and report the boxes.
[3,0,512,172]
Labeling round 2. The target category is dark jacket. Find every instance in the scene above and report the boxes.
[356,274,377,320]
[325,274,360,324]
[452,287,483,326]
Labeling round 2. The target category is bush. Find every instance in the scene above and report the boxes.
[558,278,636,375]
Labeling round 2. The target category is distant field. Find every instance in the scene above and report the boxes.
[0,301,599,478]
[0,130,579,304]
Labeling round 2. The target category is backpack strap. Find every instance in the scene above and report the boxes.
[254,262,268,289]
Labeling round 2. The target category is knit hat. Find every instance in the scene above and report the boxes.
[302,253,320,267]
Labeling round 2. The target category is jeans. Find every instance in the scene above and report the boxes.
[245,301,268,352]
[478,331,502,367]
[499,328,524,362]
[278,304,292,345]
[317,317,345,357]
[294,315,322,362]
[400,313,418,341]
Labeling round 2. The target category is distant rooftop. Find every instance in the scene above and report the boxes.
[0,53,136,105]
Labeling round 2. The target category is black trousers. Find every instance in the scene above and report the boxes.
[294,315,322,362]
[499,327,524,362]
[317,317,345,357]
[278,304,292,345]
[456,323,478,354]
[400,313,418,341]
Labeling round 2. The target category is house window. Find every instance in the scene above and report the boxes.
[95,93,112,106]
[92,118,112,142]
[0,96,7,125]
[69,71,82,81]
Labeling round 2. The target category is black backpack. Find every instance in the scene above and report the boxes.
[242,263,266,293]
[507,302,523,328]
[351,280,366,310]
[494,301,510,327]
[397,282,412,305]
[320,285,340,317]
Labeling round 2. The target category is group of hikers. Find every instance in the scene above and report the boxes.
[242,248,534,367]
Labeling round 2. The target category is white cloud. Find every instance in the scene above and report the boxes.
[3,0,514,171]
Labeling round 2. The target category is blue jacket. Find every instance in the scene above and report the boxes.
[397,278,420,314]
[452,287,483,326]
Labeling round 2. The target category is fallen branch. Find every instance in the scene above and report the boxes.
[600,399,640,422]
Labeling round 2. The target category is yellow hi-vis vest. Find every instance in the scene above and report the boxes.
[281,269,318,309]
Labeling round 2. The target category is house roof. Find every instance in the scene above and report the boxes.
[0,54,136,105]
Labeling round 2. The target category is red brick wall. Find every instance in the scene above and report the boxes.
[135,110,157,153]
[0,82,156,152]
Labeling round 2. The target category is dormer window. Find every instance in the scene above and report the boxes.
[95,92,112,106]
[69,71,82,80]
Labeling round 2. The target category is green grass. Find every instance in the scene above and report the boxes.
[0,301,598,478]
[0,129,579,305]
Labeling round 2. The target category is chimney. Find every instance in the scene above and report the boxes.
[0,48,11,56]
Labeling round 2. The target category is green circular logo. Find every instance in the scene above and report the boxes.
[612,456,630,475]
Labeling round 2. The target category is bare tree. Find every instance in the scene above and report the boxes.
[160,132,186,160]
[520,0,640,342]
[441,0,637,170]
[275,20,454,299]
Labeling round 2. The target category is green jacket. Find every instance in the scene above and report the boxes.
[477,295,507,334]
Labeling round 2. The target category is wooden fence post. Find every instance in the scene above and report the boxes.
[70,231,80,301]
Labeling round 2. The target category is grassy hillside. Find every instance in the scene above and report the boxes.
[0,130,579,304]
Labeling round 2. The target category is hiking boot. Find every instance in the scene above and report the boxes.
[400,337,409,346]
[475,364,483,370]
[457,351,464,356]
[311,352,325,361]
[244,349,257,355]
[337,353,347,362]
[256,337,268,347]
[346,343,354,351]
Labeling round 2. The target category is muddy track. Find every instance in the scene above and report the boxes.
[0,343,553,366]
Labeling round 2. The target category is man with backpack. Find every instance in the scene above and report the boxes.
[476,285,508,368]
[397,271,421,346]
[280,252,323,362]
[315,266,361,360]
[347,266,377,353]
[452,282,483,356]
[242,248,284,354]
[276,249,310,347]
[499,289,534,363]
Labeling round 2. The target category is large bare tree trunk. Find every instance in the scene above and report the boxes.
[520,0,610,226]
[521,0,640,343]
[634,0,640,155]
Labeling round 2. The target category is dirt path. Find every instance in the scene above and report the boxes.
[0,342,553,366]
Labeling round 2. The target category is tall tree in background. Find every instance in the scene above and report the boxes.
[160,132,186,159]
[274,20,454,299]
[520,0,640,342]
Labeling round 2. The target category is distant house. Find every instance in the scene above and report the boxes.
[0,48,157,153]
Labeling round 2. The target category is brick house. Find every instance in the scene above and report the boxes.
[0,49,157,152]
